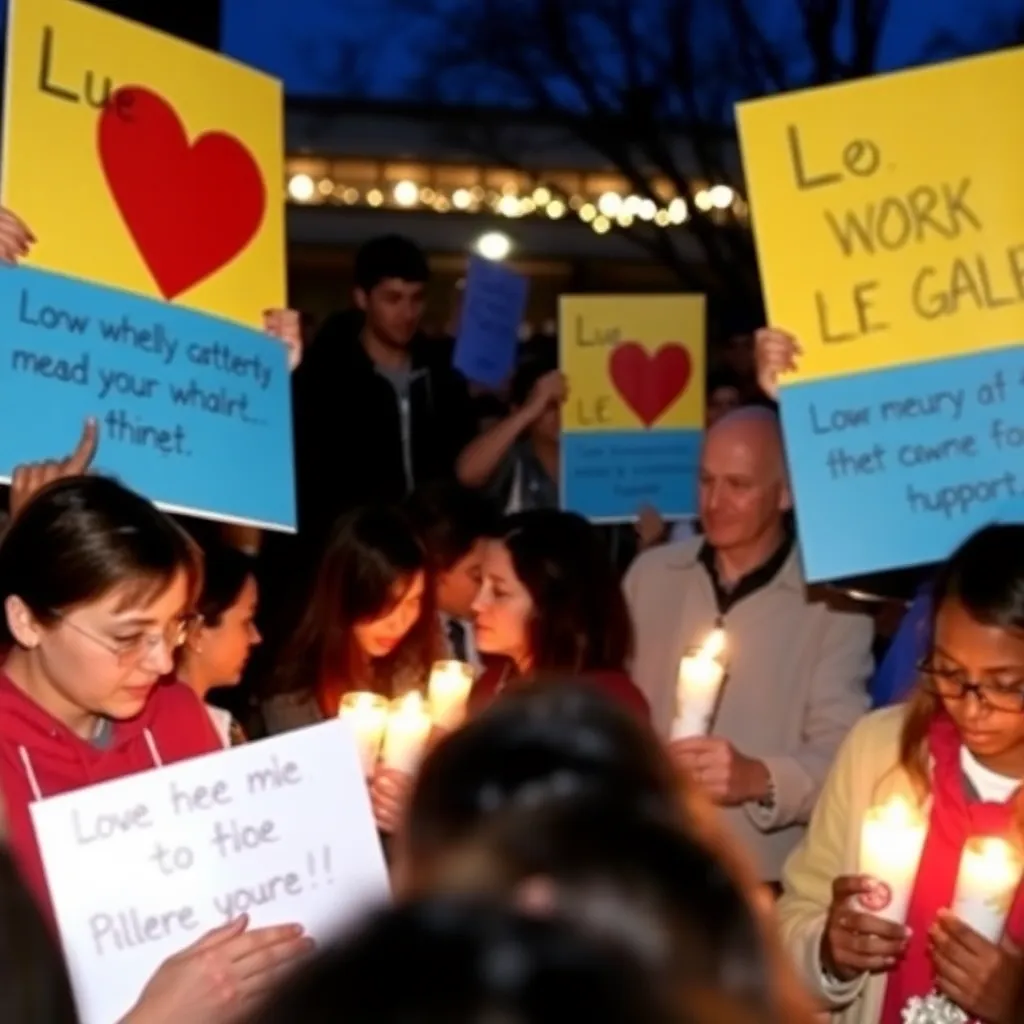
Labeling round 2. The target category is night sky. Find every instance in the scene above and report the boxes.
[224,0,1024,95]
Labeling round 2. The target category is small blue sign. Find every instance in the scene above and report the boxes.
[454,256,528,387]
[0,265,295,530]
[781,346,1024,582]
[561,428,701,522]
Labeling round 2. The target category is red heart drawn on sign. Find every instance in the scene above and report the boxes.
[98,86,266,300]
[609,342,691,427]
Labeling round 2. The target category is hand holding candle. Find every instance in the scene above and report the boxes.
[671,627,726,740]
[338,691,388,776]
[952,837,1024,942]
[427,660,475,731]
[381,692,433,775]
[857,795,927,924]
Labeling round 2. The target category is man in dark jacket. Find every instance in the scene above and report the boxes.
[291,235,478,548]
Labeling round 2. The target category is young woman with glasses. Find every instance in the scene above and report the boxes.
[0,476,310,1023]
[777,524,1024,1024]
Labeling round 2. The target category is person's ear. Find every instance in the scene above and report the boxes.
[5,595,44,649]
[185,621,206,656]
[354,287,369,312]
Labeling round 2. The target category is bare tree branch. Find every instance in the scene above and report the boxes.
[330,0,1015,311]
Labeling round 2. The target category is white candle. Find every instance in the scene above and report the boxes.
[380,692,433,775]
[427,660,475,730]
[952,837,1024,942]
[856,795,927,924]
[338,692,388,776]
[671,628,727,739]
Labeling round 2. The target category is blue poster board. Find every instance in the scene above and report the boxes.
[453,257,528,387]
[0,265,295,529]
[781,346,1024,581]
[561,429,701,522]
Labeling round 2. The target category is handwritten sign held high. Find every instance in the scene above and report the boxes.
[32,720,389,1024]
[0,265,295,530]
[738,49,1024,580]
[738,47,1024,383]
[560,295,704,522]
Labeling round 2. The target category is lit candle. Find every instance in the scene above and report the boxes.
[338,692,388,776]
[671,628,727,740]
[427,660,475,730]
[952,837,1024,942]
[380,692,433,775]
[857,795,927,924]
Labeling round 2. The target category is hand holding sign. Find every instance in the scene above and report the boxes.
[10,417,98,519]
[754,328,802,401]
[124,915,311,1024]
[262,309,302,371]
[0,207,35,264]
[524,370,568,420]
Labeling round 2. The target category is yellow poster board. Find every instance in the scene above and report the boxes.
[561,295,705,431]
[737,46,1024,384]
[559,294,704,521]
[2,0,284,327]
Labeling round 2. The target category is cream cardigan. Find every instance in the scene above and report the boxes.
[778,705,917,1024]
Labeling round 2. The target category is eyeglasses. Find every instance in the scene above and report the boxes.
[52,611,196,667]
[918,657,1024,713]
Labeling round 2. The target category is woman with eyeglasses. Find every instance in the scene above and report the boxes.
[777,524,1024,1024]
[0,477,310,1023]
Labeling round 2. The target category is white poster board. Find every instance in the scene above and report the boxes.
[31,718,389,1024]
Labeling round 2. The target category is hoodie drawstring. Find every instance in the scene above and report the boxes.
[143,729,163,768]
[18,728,164,802]
[18,746,42,802]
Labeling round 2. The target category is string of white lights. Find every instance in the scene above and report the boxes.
[284,172,745,236]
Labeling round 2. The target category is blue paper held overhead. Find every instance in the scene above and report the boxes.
[780,345,1024,582]
[454,256,528,387]
[0,264,296,530]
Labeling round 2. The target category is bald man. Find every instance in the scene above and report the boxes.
[624,408,871,884]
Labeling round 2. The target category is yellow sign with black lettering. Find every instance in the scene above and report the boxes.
[2,0,284,327]
[737,47,1024,384]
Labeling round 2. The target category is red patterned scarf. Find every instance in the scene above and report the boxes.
[880,714,1024,1022]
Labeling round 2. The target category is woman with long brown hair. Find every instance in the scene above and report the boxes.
[263,505,439,732]
[778,524,1024,1024]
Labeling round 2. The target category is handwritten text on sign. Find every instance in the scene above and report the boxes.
[560,294,704,521]
[737,47,1024,383]
[32,719,389,1024]
[0,265,295,529]
[781,346,1024,581]
[3,0,284,324]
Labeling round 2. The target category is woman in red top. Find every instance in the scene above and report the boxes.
[0,477,310,1023]
[470,510,648,718]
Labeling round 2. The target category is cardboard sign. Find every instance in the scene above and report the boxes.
[737,47,1024,384]
[560,295,704,521]
[0,265,295,529]
[781,346,1024,580]
[32,719,389,1024]
[737,48,1024,579]
[454,257,528,387]
[3,0,284,327]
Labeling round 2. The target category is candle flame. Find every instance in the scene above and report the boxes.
[397,691,426,714]
[969,837,1023,874]
[700,628,726,661]
[875,795,920,827]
